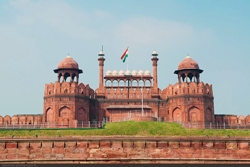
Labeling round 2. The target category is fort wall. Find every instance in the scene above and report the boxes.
[0,137,250,164]
[0,114,249,126]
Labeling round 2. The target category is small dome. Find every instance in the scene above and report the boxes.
[125,70,131,75]
[119,70,124,76]
[132,70,137,76]
[144,70,150,76]
[58,55,79,69]
[106,70,112,76]
[178,56,199,70]
[138,70,144,76]
[112,70,118,76]
[99,51,104,54]
[152,50,157,54]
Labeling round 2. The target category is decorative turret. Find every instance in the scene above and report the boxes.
[174,55,203,83]
[54,54,83,83]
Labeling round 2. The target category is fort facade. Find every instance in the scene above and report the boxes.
[0,51,249,127]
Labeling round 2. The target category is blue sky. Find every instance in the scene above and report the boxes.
[0,0,249,117]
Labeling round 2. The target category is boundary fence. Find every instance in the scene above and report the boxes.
[0,121,106,129]
[182,121,250,129]
[1,119,250,130]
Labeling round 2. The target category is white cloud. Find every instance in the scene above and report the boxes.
[115,17,213,48]
[9,0,98,40]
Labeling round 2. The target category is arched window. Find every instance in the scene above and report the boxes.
[105,80,111,87]
[112,80,118,87]
[131,80,137,87]
[139,79,144,87]
[119,80,125,87]
[64,73,70,82]
[145,80,151,87]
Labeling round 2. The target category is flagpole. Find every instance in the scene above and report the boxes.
[141,74,144,117]
[127,47,129,71]
[127,61,128,71]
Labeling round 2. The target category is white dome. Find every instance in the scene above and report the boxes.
[144,70,150,76]
[99,51,104,54]
[106,70,112,76]
[138,70,144,76]
[125,70,131,75]
[119,70,124,76]
[112,70,118,76]
[132,70,137,76]
[152,50,157,54]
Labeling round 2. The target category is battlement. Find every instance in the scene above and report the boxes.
[44,82,95,99]
[0,114,43,125]
[161,81,213,99]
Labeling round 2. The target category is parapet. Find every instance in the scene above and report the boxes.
[161,81,213,99]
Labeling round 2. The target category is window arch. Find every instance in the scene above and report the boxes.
[105,80,111,86]
[64,72,70,82]
[172,107,182,122]
[188,107,200,122]
[131,80,137,87]
[46,108,54,123]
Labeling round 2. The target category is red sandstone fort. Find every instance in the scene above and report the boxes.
[0,51,249,127]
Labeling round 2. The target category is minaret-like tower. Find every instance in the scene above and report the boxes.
[96,51,105,98]
[151,51,159,97]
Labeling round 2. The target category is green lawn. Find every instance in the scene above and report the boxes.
[0,121,249,137]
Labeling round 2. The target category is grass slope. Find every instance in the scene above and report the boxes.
[0,121,249,137]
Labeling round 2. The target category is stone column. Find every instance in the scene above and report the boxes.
[151,51,159,94]
[98,51,105,93]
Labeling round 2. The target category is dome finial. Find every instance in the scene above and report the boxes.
[98,46,105,56]
[152,50,158,56]
[186,54,190,58]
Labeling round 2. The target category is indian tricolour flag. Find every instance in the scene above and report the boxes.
[120,48,128,63]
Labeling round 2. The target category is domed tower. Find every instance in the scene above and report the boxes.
[162,55,214,128]
[54,55,83,83]
[174,56,203,83]
[43,55,94,127]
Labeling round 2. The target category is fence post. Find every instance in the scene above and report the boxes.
[210,122,211,129]
[27,123,28,129]
[75,121,77,128]
[6,122,7,129]
[13,123,14,129]
[20,123,21,129]
[237,124,239,129]
[224,122,225,129]
[69,121,70,128]
[217,122,218,129]
[82,121,83,128]
[89,121,90,128]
